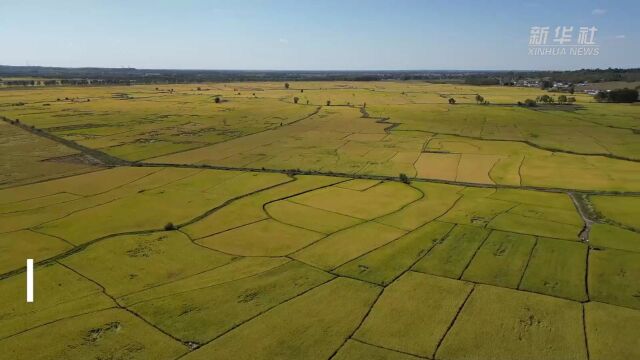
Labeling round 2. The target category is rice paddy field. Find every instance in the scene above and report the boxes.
[1,81,639,359]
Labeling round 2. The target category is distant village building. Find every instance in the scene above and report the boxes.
[515,79,540,87]
[551,82,572,91]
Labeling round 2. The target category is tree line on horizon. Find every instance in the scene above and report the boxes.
[1,66,640,87]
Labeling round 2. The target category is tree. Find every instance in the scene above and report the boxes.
[214,97,221,103]
[300,89,304,93]
[608,88,638,103]
[326,100,331,106]
[284,83,290,89]
[475,94,484,104]
[567,97,576,103]
[524,99,537,107]
[540,80,552,90]
[594,91,608,102]
[293,97,299,104]
[448,98,456,104]
[539,94,553,104]
[399,173,410,184]
[558,95,568,104]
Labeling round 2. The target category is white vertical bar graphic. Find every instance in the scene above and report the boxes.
[27,259,34,303]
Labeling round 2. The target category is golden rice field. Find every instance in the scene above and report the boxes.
[1,81,639,359]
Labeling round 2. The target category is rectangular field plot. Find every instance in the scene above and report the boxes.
[489,188,577,210]
[289,181,421,220]
[508,203,583,227]
[197,219,325,257]
[0,166,156,205]
[0,263,115,339]
[291,221,407,270]
[488,212,581,240]
[333,340,423,360]
[3,88,319,162]
[590,195,640,229]
[455,154,502,184]
[377,182,461,231]
[180,278,380,360]
[412,224,489,279]
[181,174,342,239]
[437,284,587,360]
[519,238,588,301]
[414,153,460,181]
[118,257,290,306]
[585,302,640,360]
[334,221,454,285]
[60,231,233,297]
[264,199,363,234]
[0,120,98,188]
[0,229,72,273]
[354,272,473,358]
[0,308,188,360]
[438,194,514,227]
[336,179,381,191]
[589,223,640,252]
[589,248,640,310]
[0,168,200,235]
[461,230,536,288]
[129,260,333,343]
[31,169,290,244]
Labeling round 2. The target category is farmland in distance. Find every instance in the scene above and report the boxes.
[1,81,639,360]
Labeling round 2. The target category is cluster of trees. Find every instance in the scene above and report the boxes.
[521,99,538,107]
[594,88,639,103]
[464,68,640,87]
[518,95,576,107]
[517,89,637,107]
[445,96,488,105]
[556,95,576,104]
[465,77,500,85]
[548,68,640,83]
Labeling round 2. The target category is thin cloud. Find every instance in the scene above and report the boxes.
[614,34,626,39]
[279,38,289,44]
[591,8,606,15]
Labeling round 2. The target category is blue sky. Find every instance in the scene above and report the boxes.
[0,0,637,70]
